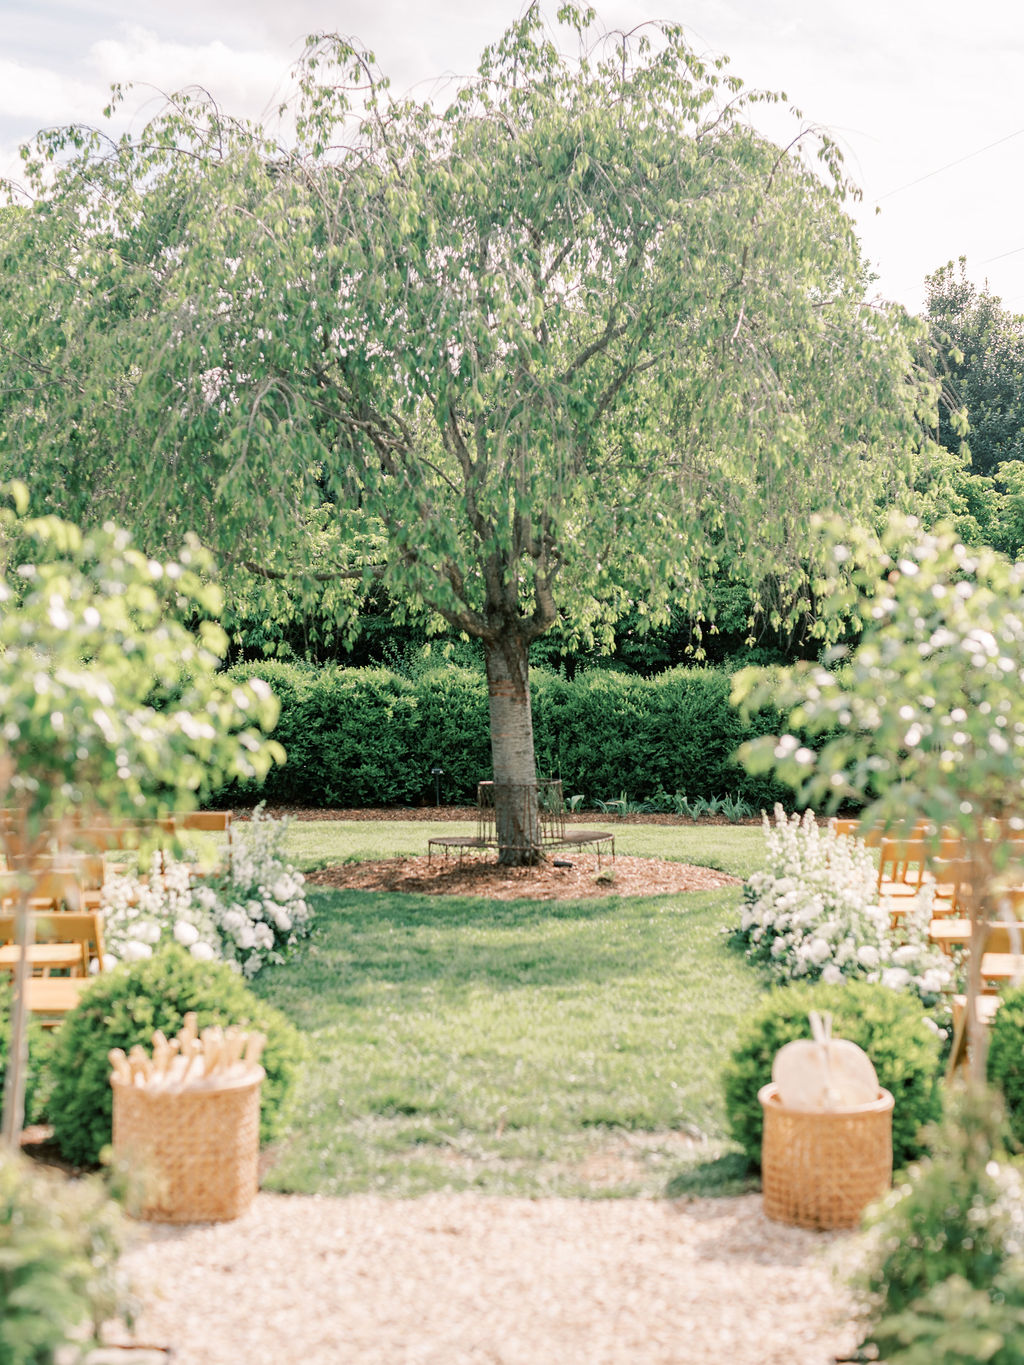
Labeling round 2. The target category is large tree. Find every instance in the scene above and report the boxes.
[0,8,939,860]
[925,257,1024,478]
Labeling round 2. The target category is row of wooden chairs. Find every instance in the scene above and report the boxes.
[831,817,1024,1075]
[0,811,233,1024]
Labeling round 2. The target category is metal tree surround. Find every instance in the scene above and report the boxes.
[478,780,564,866]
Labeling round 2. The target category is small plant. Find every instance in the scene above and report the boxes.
[593,867,616,885]
[851,1087,1024,1363]
[47,946,306,1167]
[0,1147,132,1364]
[565,794,586,813]
[861,1274,1024,1364]
[723,981,943,1169]
[717,793,756,822]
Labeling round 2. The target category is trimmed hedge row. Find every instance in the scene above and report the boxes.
[215,660,790,809]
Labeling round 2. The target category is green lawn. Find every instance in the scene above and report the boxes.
[252,821,767,1198]
[279,816,762,880]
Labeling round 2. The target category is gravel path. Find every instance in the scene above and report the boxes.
[114,1191,860,1364]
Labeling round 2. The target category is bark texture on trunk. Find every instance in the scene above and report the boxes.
[484,633,541,865]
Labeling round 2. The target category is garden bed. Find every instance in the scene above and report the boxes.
[306,853,740,901]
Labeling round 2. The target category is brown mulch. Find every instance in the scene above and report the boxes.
[306,853,740,901]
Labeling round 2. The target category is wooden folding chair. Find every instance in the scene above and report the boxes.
[0,910,105,977]
[21,977,95,1027]
[831,818,862,839]
[878,836,930,928]
[173,810,233,877]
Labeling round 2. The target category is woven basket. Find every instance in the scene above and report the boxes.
[112,1069,263,1223]
[758,1082,894,1231]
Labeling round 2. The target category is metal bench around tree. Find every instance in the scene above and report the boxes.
[428,781,614,865]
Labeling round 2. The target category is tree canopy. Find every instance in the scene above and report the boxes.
[0,6,944,855]
[925,258,1024,478]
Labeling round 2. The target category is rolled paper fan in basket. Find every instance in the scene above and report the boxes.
[772,1010,878,1111]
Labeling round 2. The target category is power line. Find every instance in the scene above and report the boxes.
[873,127,1024,203]
[979,243,1024,266]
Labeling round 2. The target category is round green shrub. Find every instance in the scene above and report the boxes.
[986,985,1024,1146]
[47,946,306,1167]
[723,982,943,1169]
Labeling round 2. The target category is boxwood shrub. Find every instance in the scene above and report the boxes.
[47,946,306,1167]
[723,982,944,1170]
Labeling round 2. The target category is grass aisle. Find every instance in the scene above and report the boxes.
[254,822,766,1198]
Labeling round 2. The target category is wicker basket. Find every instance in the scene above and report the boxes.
[758,1082,894,1231]
[112,1069,263,1223]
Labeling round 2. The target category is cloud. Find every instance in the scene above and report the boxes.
[0,57,105,126]
[88,26,293,125]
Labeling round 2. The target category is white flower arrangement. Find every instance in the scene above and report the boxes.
[731,806,952,1007]
[101,804,312,977]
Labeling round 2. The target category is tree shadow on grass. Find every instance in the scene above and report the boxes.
[252,886,748,1031]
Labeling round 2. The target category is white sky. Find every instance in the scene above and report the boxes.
[2,0,1023,314]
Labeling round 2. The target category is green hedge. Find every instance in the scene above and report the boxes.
[215,660,791,808]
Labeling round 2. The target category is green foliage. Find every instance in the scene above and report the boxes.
[723,982,943,1169]
[865,1274,1024,1365]
[0,1148,129,1364]
[735,515,1024,1083]
[985,986,1024,1146]
[219,661,792,808]
[0,491,287,1138]
[409,667,491,804]
[735,518,1024,841]
[276,667,419,807]
[0,489,284,837]
[530,666,790,806]
[925,258,1024,478]
[224,662,420,806]
[0,8,945,832]
[47,946,306,1167]
[853,1088,1024,1363]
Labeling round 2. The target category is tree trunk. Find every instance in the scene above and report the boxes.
[965,839,995,1084]
[483,633,541,865]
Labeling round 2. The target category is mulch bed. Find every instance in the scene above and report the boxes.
[305,853,741,901]
[238,804,749,900]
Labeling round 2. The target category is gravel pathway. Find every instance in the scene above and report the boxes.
[114,1191,861,1364]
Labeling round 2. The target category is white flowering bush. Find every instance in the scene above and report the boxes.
[730,806,952,1006]
[101,805,311,977]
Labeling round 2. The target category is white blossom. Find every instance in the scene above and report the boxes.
[100,803,313,975]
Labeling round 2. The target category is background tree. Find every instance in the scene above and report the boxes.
[0,8,941,859]
[0,482,283,1140]
[925,258,1024,477]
